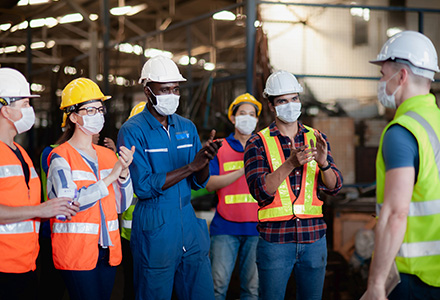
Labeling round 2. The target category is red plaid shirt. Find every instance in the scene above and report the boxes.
[244,121,343,244]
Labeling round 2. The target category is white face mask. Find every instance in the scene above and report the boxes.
[275,102,301,123]
[377,71,401,109]
[148,87,180,116]
[9,106,35,134]
[235,115,257,135]
[77,113,104,135]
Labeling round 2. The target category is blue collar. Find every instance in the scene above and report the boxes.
[141,106,175,130]
[225,133,244,152]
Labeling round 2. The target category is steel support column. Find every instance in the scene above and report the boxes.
[101,0,110,93]
[186,25,193,103]
[246,0,257,94]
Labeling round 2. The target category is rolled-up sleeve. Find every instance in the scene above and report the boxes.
[113,173,133,213]
[189,125,208,190]
[318,132,343,195]
[117,123,166,200]
[47,153,109,211]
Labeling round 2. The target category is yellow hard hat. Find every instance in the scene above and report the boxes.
[60,78,110,111]
[227,93,262,121]
[129,101,146,119]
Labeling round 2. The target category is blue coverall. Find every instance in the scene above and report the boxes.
[117,107,215,300]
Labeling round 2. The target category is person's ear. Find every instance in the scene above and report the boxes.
[268,101,275,113]
[230,115,236,125]
[0,106,11,119]
[69,112,80,125]
[398,68,409,85]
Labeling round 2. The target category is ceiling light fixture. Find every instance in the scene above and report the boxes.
[18,0,49,6]
[89,14,99,21]
[0,24,11,31]
[144,48,173,58]
[213,10,236,21]
[204,63,215,71]
[59,13,83,24]
[110,4,147,16]
[31,41,46,49]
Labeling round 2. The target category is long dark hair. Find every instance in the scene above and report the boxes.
[55,115,75,145]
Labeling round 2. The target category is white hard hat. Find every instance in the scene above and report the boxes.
[0,68,40,98]
[139,55,186,85]
[370,30,439,81]
[263,70,303,98]
[0,68,39,107]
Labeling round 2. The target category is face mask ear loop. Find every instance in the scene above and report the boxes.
[146,86,157,105]
[386,70,402,94]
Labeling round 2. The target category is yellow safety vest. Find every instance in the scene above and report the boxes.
[376,94,440,287]
[257,125,322,222]
[121,202,136,241]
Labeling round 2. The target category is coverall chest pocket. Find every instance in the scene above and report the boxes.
[175,131,193,161]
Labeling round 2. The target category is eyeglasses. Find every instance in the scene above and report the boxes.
[77,106,107,116]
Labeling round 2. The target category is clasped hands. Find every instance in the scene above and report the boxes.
[287,130,328,169]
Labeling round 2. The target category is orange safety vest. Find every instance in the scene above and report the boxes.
[257,126,323,222]
[0,141,41,273]
[49,142,122,271]
[216,139,258,222]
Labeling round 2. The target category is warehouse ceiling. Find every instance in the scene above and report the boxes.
[0,0,249,94]
[0,0,273,147]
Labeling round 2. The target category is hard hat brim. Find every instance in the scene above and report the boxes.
[59,95,111,110]
[138,77,187,84]
[369,59,386,65]
[0,94,40,98]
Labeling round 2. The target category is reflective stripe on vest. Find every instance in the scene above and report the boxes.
[257,126,321,221]
[0,165,38,179]
[121,219,132,229]
[121,203,135,240]
[0,221,40,234]
[222,159,257,204]
[30,167,38,178]
[52,219,118,234]
[0,165,23,178]
[107,219,119,231]
[224,160,243,172]
[376,95,440,287]
[225,194,256,204]
[377,198,440,217]
[294,158,321,216]
[72,170,96,181]
[398,240,440,258]
[53,222,100,234]
[405,111,440,179]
